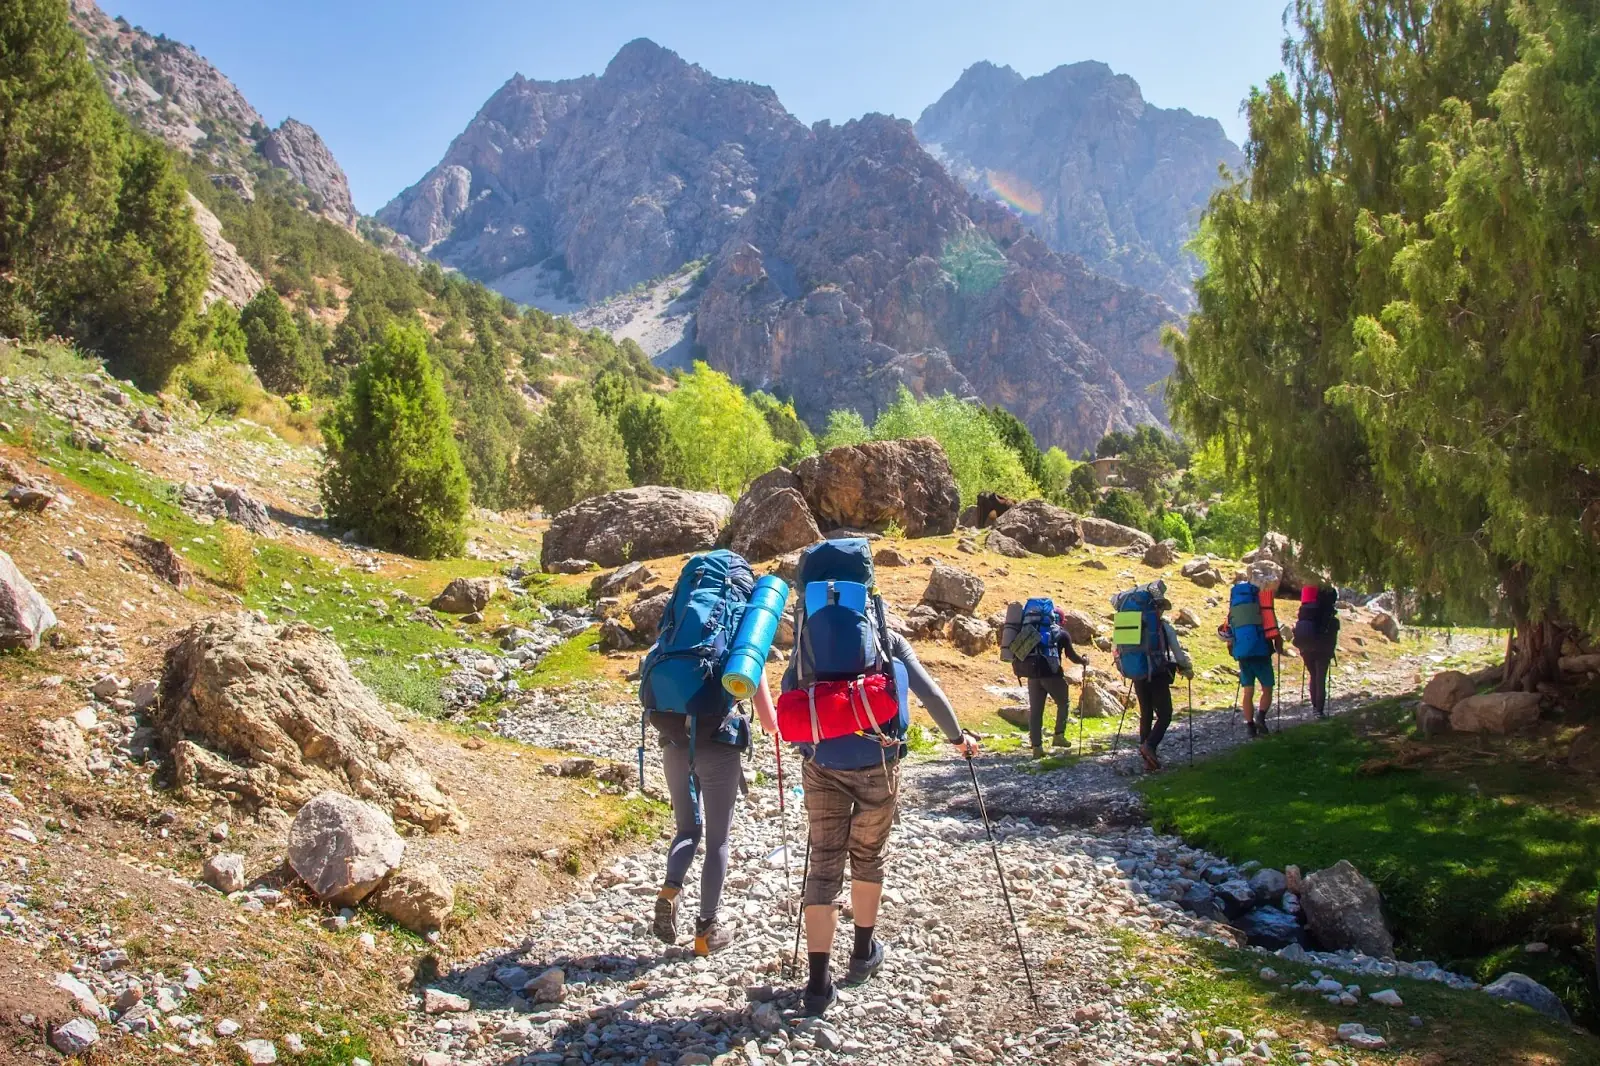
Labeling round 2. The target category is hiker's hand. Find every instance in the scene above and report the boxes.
[953,734,981,758]
[1181,666,1194,679]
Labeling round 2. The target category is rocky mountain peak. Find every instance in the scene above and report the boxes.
[916,60,1244,310]
[259,118,359,230]
[603,37,688,82]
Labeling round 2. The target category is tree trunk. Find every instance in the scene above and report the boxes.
[1500,563,1567,692]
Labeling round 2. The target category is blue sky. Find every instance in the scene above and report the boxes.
[102,0,1290,215]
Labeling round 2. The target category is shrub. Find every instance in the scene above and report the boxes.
[514,383,630,513]
[321,325,470,558]
[1094,488,1149,533]
[819,409,870,450]
[660,362,780,496]
[1155,511,1195,552]
[217,522,254,591]
[240,288,309,394]
[871,388,1037,507]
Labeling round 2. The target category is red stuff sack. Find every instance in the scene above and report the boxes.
[776,673,899,744]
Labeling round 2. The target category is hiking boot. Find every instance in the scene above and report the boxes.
[1244,719,1259,739]
[693,917,734,956]
[1031,745,1046,760]
[1051,734,1069,748]
[1138,743,1161,772]
[802,981,837,1017]
[651,892,678,944]
[843,940,885,986]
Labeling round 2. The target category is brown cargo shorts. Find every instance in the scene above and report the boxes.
[801,758,899,906]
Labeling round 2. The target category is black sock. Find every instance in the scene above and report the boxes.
[852,924,875,960]
[806,951,832,994]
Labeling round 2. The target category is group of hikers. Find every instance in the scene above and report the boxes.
[632,538,1345,1016]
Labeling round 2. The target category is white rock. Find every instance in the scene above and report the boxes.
[423,988,470,1014]
[216,1018,241,1036]
[50,1017,99,1055]
[238,1038,278,1064]
[1370,988,1403,1006]
[202,853,247,893]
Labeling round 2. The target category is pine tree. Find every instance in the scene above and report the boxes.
[240,288,307,393]
[617,393,684,486]
[321,325,470,559]
[514,383,630,514]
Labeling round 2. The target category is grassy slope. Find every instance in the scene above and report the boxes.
[1140,698,1600,1027]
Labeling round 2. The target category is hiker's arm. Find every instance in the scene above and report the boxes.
[1164,621,1194,676]
[887,633,964,742]
[752,671,778,735]
[1059,631,1088,666]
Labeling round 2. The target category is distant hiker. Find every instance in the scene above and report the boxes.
[1000,598,1088,758]
[1111,580,1193,771]
[1218,570,1284,737]
[1292,584,1340,718]
[638,550,779,957]
[773,538,976,1016]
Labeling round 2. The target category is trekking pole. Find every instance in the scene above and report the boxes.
[1110,678,1133,754]
[1275,652,1283,733]
[1187,676,1194,768]
[962,736,1040,1014]
[1231,679,1242,739]
[789,834,810,979]
[1299,660,1307,717]
[774,736,791,893]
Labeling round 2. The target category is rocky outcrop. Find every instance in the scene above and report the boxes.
[990,499,1082,556]
[793,439,961,537]
[286,792,406,905]
[259,119,359,229]
[541,486,734,569]
[156,614,465,831]
[695,114,1178,454]
[1078,516,1154,550]
[1300,860,1393,958]
[0,551,57,651]
[379,39,803,304]
[922,565,985,615]
[186,195,265,308]
[915,60,1244,311]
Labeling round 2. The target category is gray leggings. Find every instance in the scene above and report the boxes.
[661,738,743,922]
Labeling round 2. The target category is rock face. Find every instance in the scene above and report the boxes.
[186,195,265,308]
[259,118,359,229]
[1449,691,1542,734]
[793,439,960,537]
[1078,516,1154,550]
[431,577,494,615]
[990,499,1082,556]
[695,114,1179,454]
[1483,972,1572,1023]
[286,792,406,905]
[379,39,803,304]
[915,60,1244,312]
[1300,860,1393,958]
[542,487,734,569]
[725,470,822,562]
[0,551,57,650]
[156,614,465,831]
[368,861,455,933]
[922,565,985,615]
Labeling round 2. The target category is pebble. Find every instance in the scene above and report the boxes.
[238,1038,278,1064]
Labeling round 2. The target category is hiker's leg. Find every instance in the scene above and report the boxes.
[843,760,897,959]
[1309,655,1330,714]
[1026,678,1047,754]
[1045,675,1072,740]
[1239,684,1256,723]
[660,741,702,889]
[1148,679,1174,750]
[801,761,851,985]
[693,742,742,923]
[1133,679,1155,741]
[1258,685,1273,717]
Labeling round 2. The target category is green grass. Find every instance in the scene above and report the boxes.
[525,631,605,688]
[1140,698,1600,1027]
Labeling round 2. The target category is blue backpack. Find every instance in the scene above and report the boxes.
[1112,581,1170,681]
[1226,581,1271,659]
[1008,597,1061,677]
[786,539,909,769]
[637,551,755,783]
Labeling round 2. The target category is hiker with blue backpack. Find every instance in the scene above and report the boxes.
[1111,580,1194,771]
[771,538,976,1016]
[1000,598,1089,759]
[638,550,783,957]
[1217,569,1285,738]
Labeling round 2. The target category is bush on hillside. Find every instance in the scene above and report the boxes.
[819,409,870,451]
[1154,510,1195,552]
[1094,488,1150,533]
[870,389,1037,507]
[515,383,629,514]
[240,288,310,393]
[616,393,684,486]
[661,362,780,496]
[751,391,816,466]
[321,325,470,558]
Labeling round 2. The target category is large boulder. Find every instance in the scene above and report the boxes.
[991,499,1082,556]
[728,488,822,562]
[542,487,733,569]
[1078,517,1154,550]
[793,439,960,537]
[1239,906,1306,950]
[1180,557,1222,588]
[1059,609,1097,646]
[1142,539,1180,568]
[725,467,800,536]
[0,551,56,651]
[1079,680,1123,719]
[287,792,405,906]
[1483,973,1572,1024]
[1242,532,1322,595]
[987,530,1030,558]
[156,614,465,831]
[1369,609,1402,642]
[368,860,454,933]
[431,577,494,615]
[948,615,993,656]
[1449,691,1542,734]
[1300,860,1393,958]
[1421,670,1476,712]
[590,562,654,600]
[922,565,985,615]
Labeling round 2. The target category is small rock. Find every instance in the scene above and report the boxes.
[203,853,248,893]
[525,967,564,1004]
[1370,988,1404,1006]
[423,988,470,1014]
[51,1018,99,1055]
[238,1038,278,1064]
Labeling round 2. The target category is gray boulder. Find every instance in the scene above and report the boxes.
[51,1018,99,1056]
[922,565,985,615]
[1142,539,1180,568]
[728,487,822,563]
[1079,680,1122,719]
[1180,557,1222,588]
[1450,691,1542,734]
[211,482,274,535]
[431,577,495,614]
[1482,972,1572,1024]
[286,792,406,906]
[948,615,993,656]
[1214,879,1257,919]
[1248,867,1288,905]
[1079,516,1154,550]
[793,438,960,537]
[987,530,1030,558]
[1239,906,1306,950]
[1300,859,1393,958]
[590,562,654,600]
[542,487,734,569]
[368,860,454,933]
[0,550,56,650]
[628,593,671,644]
[1059,609,1097,645]
[202,853,248,893]
[991,499,1083,556]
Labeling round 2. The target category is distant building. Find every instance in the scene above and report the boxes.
[1089,457,1123,486]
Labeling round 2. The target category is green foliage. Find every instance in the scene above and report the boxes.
[1168,0,1600,668]
[661,362,780,496]
[750,391,816,466]
[515,383,629,513]
[433,328,526,509]
[983,405,1046,486]
[1039,447,1077,506]
[1154,511,1195,552]
[1192,491,1260,558]
[1094,488,1149,533]
[201,300,247,365]
[819,409,871,451]
[321,325,470,558]
[1065,461,1099,512]
[871,389,1038,508]
[616,393,684,486]
[0,0,207,386]
[240,288,309,393]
